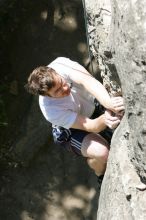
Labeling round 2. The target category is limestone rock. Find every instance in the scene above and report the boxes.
[85,0,122,96]
[85,0,146,219]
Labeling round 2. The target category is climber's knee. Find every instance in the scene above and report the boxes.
[81,133,110,175]
[81,133,109,162]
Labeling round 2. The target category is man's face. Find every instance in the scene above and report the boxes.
[46,74,71,98]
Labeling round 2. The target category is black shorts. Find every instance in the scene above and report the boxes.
[70,127,113,156]
[52,101,113,156]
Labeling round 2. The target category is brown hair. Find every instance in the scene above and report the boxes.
[25,66,57,95]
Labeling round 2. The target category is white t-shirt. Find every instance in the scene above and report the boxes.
[39,57,95,128]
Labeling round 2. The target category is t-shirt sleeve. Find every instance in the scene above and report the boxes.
[40,104,77,129]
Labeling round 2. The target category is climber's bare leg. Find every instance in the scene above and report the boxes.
[81,133,110,176]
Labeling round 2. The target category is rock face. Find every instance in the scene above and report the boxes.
[84,0,146,219]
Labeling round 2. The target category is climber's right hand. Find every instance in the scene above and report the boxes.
[104,110,121,129]
[110,96,125,114]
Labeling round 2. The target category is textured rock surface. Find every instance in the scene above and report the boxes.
[85,0,146,219]
[84,0,122,96]
[0,1,99,220]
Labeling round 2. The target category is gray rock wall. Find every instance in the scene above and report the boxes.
[84,0,146,219]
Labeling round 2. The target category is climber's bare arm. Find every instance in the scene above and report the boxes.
[71,111,120,132]
[69,62,125,113]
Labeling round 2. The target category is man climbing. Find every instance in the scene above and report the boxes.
[25,57,124,176]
